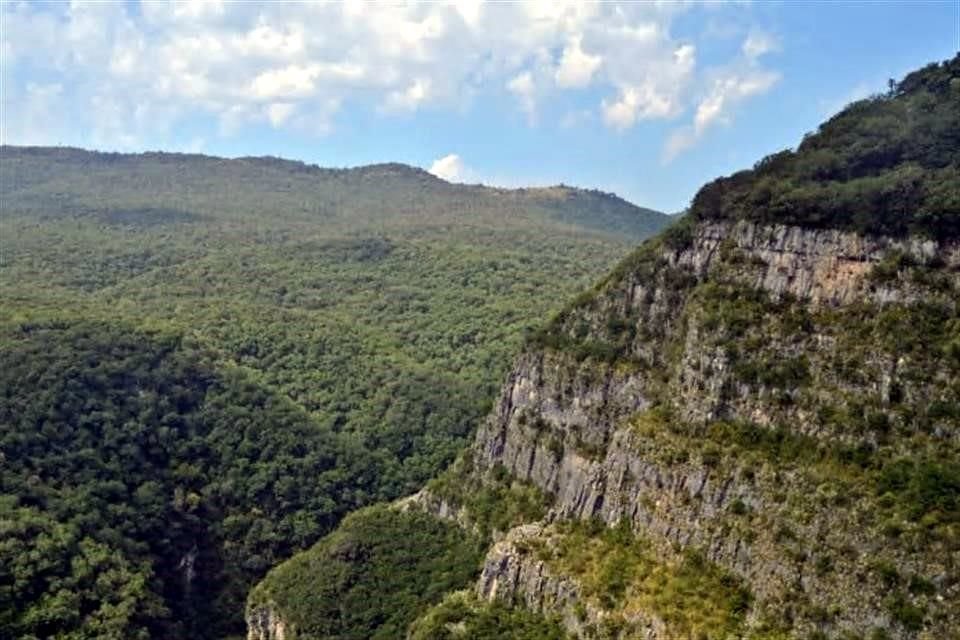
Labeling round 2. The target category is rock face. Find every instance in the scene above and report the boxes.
[461,220,960,638]
[246,604,287,640]
[475,524,585,629]
[475,523,668,639]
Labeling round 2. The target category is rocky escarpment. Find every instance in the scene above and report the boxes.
[460,219,960,639]
[247,605,288,640]
[475,523,670,639]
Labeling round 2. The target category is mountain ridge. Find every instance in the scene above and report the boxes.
[1,144,666,226]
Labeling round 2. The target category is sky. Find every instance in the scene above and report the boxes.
[2,1,958,213]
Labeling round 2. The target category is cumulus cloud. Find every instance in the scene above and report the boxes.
[742,31,780,60]
[601,38,697,131]
[267,103,296,127]
[427,152,571,189]
[555,35,602,88]
[0,83,65,146]
[507,71,538,121]
[602,82,674,130]
[662,70,780,162]
[383,78,432,112]
[661,31,781,163]
[1,1,780,153]
[429,153,469,182]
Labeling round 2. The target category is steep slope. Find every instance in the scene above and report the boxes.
[467,218,958,638]
[0,150,669,639]
[243,55,960,640]
[453,54,960,640]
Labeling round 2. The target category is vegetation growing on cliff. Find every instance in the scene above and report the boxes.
[689,54,960,239]
[409,591,570,640]
[444,54,960,639]
[529,520,753,639]
[426,454,552,539]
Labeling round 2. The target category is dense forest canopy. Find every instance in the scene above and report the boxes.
[0,147,667,638]
[248,504,487,640]
[0,321,388,638]
[689,54,960,238]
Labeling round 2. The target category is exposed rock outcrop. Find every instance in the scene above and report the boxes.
[246,604,287,640]
[461,220,960,638]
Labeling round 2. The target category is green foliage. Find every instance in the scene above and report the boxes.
[0,321,384,638]
[876,459,960,523]
[0,149,667,637]
[0,498,163,640]
[689,54,960,238]
[408,591,570,640]
[537,519,753,638]
[884,592,926,631]
[249,505,485,640]
[426,457,550,539]
[527,331,624,364]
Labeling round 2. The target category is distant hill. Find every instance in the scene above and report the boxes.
[0,146,668,239]
[0,146,667,639]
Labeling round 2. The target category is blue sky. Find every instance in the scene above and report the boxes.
[2,1,957,213]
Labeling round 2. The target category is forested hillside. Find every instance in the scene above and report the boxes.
[0,148,668,638]
[246,55,959,640]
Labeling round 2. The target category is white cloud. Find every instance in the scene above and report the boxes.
[601,43,695,131]
[429,154,469,182]
[267,103,296,127]
[250,64,319,100]
[426,152,572,189]
[452,0,484,29]
[250,63,366,101]
[0,83,64,146]
[602,82,673,130]
[658,29,781,162]
[507,71,538,121]
[1,2,781,150]
[742,31,779,60]
[172,0,226,22]
[383,78,432,112]
[234,24,306,59]
[696,71,780,133]
[555,35,602,88]
[663,68,780,162]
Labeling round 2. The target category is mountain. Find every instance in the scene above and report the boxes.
[0,148,669,639]
[0,147,667,238]
[246,56,959,639]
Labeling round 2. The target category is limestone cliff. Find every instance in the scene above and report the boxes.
[247,605,288,640]
[453,217,959,639]
[415,55,960,638]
